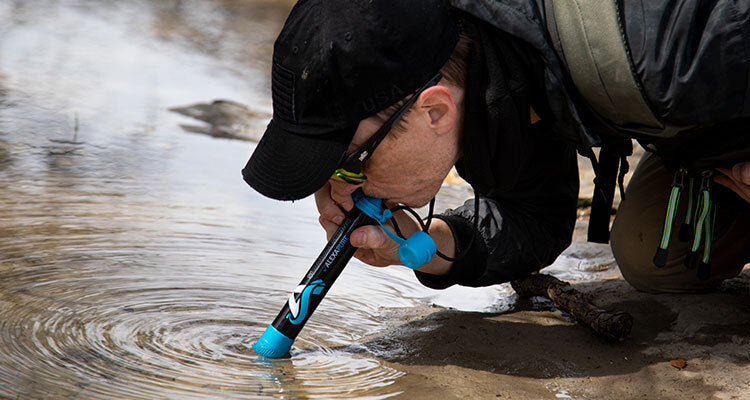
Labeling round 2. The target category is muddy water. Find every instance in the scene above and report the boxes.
[0,1,614,399]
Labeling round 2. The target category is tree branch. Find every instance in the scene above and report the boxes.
[511,273,633,341]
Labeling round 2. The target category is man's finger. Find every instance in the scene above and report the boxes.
[314,183,345,225]
[330,186,356,212]
[733,162,750,185]
[318,215,340,241]
[350,225,388,248]
[715,173,750,203]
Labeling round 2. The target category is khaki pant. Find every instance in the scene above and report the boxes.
[610,152,750,293]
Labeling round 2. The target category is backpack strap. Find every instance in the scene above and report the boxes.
[587,139,632,243]
[549,0,687,137]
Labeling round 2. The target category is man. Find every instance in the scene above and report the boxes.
[243,0,750,294]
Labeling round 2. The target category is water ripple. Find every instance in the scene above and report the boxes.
[0,277,403,399]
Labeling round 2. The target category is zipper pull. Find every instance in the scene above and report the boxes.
[685,170,713,272]
[653,168,687,267]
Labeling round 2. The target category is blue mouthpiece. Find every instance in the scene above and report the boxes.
[253,324,293,358]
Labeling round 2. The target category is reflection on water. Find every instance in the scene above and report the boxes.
[0,1,612,398]
[0,276,404,399]
[0,0,404,398]
[0,1,503,398]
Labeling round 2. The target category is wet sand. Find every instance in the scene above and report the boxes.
[360,267,750,400]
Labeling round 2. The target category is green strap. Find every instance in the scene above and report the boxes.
[691,170,715,255]
[657,169,687,251]
[658,185,681,250]
[691,190,711,253]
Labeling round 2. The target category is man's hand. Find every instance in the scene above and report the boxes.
[314,181,411,267]
[715,162,750,203]
[313,181,456,274]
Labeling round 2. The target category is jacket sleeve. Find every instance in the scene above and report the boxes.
[415,133,579,289]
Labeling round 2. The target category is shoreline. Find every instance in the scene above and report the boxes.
[358,269,750,399]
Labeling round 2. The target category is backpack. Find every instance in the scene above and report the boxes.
[548,0,750,277]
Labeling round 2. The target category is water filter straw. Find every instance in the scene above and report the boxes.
[253,206,371,358]
[253,190,436,358]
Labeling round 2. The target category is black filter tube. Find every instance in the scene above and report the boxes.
[253,206,373,357]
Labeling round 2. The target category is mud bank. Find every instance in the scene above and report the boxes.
[358,269,750,400]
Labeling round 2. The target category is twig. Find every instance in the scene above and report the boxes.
[511,273,633,341]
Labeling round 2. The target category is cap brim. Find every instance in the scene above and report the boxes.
[242,120,353,201]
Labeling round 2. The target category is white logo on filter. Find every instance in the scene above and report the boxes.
[287,284,306,318]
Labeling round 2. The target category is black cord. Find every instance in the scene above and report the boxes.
[389,205,428,232]
[435,194,479,262]
[387,192,480,263]
[424,198,435,230]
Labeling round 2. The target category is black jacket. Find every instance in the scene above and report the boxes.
[416,0,750,289]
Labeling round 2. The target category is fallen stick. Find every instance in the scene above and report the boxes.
[510,273,633,341]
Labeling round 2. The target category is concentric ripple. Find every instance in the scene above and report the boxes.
[0,273,403,399]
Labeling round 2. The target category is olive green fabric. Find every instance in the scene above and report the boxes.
[552,0,681,137]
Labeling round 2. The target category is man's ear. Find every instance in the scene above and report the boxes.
[417,86,457,135]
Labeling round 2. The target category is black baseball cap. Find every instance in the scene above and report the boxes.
[242,0,459,200]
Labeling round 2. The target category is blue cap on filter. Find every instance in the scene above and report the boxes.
[253,324,294,358]
[397,230,437,270]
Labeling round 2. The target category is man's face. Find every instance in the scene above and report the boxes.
[328,85,463,207]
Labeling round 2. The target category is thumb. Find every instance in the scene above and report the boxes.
[350,225,389,249]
